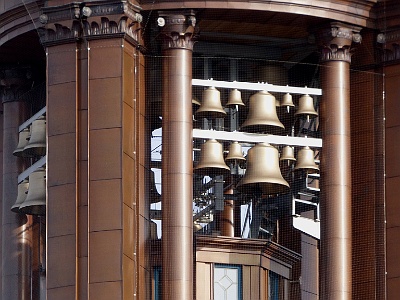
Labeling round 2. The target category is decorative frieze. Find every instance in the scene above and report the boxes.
[38,0,143,46]
[158,11,197,51]
[317,22,362,63]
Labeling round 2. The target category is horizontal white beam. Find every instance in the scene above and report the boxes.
[193,129,322,148]
[19,106,46,132]
[192,79,322,96]
[18,156,46,183]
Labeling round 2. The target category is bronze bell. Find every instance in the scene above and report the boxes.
[11,179,29,213]
[150,170,161,203]
[23,116,46,157]
[280,93,295,113]
[240,91,284,134]
[193,222,203,232]
[19,167,46,215]
[194,139,231,177]
[13,127,31,157]
[237,143,289,195]
[225,141,246,166]
[294,146,319,172]
[226,89,245,107]
[295,94,318,121]
[280,145,296,163]
[195,87,226,119]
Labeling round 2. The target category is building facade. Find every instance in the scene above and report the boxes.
[0,0,399,299]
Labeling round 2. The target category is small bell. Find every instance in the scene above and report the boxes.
[294,146,319,172]
[225,141,246,167]
[280,93,295,113]
[194,139,231,177]
[11,179,29,213]
[195,87,226,119]
[226,89,245,107]
[19,167,46,215]
[23,116,46,157]
[295,94,318,121]
[280,146,296,163]
[13,128,31,157]
[150,170,161,203]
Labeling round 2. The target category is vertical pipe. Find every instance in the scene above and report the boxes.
[320,60,352,299]
[162,45,193,299]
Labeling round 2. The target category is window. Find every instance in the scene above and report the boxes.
[214,264,242,300]
[268,271,280,300]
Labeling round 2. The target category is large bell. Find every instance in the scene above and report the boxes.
[11,179,29,213]
[13,127,31,157]
[294,146,319,172]
[280,145,296,163]
[23,116,46,157]
[295,94,318,120]
[225,141,246,166]
[195,87,226,119]
[194,139,231,177]
[237,143,289,195]
[226,89,245,107]
[240,91,284,134]
[19,167,46,215]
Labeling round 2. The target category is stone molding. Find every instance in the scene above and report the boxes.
[0,68,33,103]
[376,28,400,63]
[158,10,197,51]
[38,0,143,47]
[317,22,362,63]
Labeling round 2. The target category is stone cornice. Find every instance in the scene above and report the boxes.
[38,0,143,47]
[142,0,378,28]
[158,10,197,51]
[316,22,362,63]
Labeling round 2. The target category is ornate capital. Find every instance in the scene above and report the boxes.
[376,28,400,63]
[0,68,33,103]
[316,22,362,63]
[158,10,197,51]
[38,1,143,46]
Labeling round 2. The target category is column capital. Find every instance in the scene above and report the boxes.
[38,0,143,47]
[316,22,362,63]
[0,67,33,103]
[158,10,197,51]
[376,27,400,63]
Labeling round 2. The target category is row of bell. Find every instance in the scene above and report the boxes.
[11,167,46,216]
[195,87,318,132]
[194,139,318,195]
[13,116,46,157]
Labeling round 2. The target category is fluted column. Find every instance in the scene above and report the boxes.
[318,23,361,299]
[1,68,32,300]
[159,11,196,300]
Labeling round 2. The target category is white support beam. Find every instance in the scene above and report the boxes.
[19,106,46,132]
[193,129,322,148]
[192,79,322,96]
[18,156,46,183]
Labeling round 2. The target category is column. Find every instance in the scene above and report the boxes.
[1,68,32,299]
[40,2,146,299]
[318,22,361,299]
[159,11,196,300]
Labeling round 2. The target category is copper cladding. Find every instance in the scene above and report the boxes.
[162,46,193,299]
[237,143,289,195]
[320,60,352,299]
[240,91,284,134]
